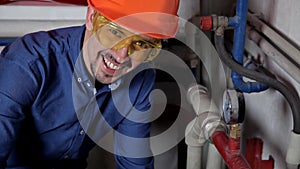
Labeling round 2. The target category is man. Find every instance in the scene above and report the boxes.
[0,0,179,168]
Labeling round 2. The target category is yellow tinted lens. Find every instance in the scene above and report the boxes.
[96,23,128,49]
[93,14,162,62]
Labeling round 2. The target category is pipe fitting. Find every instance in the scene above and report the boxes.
[202,112,228,142]
[215,15,229,29]
[185,83,227,169]
[187,84,219,116]
[200,15,213,30]
[185,111,227,146]
[215,26,225,36]
[200,15,229,31]
[229,123,241,139]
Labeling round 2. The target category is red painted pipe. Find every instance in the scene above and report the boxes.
[212,131,252,169]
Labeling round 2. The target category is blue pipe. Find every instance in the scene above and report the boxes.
[228,0,268,93]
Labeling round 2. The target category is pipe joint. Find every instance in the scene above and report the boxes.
[203,114,228,143]
[229,16,239,27]
[229,123,241,139]
[215,26,225,36]
[185,111,227,146]
[200,15,229,31]
[231,74,269,93]
[187,84,219,115]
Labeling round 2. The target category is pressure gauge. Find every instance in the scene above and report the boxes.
[222,89,245,124]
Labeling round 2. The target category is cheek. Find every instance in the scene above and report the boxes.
[129,60,143,69]
[87,34,107,54]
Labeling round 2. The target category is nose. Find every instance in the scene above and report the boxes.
[110,47,129,63]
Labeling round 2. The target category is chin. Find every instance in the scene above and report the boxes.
[94,71,123,84]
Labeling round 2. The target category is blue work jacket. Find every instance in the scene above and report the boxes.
[0,25,155,169]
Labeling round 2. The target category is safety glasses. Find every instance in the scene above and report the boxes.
[92,13,162,62]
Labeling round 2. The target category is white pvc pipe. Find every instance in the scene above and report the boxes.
[187,84,219,116]
[187,146,202,169]
[185,84,226,169]
[206,143,223,169]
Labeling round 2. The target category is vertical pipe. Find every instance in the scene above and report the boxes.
[230,0,268,93]
[232,0,248,65]
[206,143,223,169]
[186,146,202,169]
[185,84,227,169]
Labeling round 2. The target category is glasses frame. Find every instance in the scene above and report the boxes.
[92,12,162,62]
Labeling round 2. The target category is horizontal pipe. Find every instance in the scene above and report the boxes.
[212,131,251,169]
[246,27,300,84]
[247,12,300,67]
[231,72,269,93]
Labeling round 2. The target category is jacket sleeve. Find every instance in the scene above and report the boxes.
[113,68,156,169]
[114,119,154,169]
[0,57,38,168]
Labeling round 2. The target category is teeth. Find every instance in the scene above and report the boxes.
[103,56,119,70]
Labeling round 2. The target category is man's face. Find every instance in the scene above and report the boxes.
[84,14,162,84]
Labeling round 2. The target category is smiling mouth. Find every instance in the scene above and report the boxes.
[103,53,120,70]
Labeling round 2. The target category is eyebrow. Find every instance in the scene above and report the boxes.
[108,22,157,41]
[108,22,130,37]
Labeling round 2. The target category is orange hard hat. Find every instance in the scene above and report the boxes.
[87,0,180,39]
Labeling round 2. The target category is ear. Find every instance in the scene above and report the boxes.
[86,6,95,31]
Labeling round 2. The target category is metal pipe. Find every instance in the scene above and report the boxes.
[229,0,268,93]
[215,33,300,133]
[247,12,300,67]
[231,0,248,65]
[215,33,300,167]
[246,27,300,84]
[212,131,251,169]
